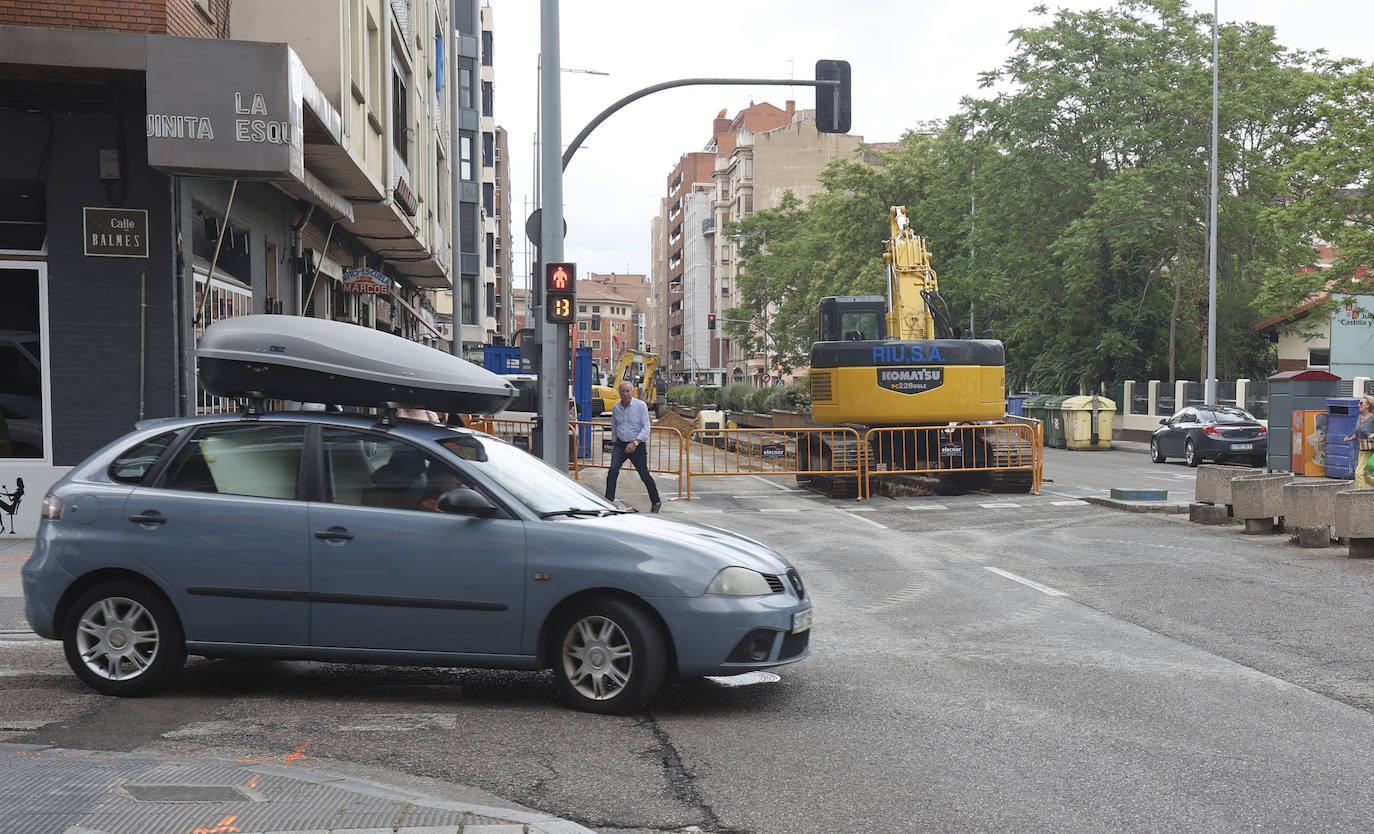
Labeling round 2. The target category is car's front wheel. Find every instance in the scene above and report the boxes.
[62,581,185,696]
[551,597,666,714]
[1150,437,1166,463]
[1184,439,1201,467]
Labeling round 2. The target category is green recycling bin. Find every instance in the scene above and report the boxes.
[1062,395,1116,450]
[1041,395,1070,448]
[1022,394,1050,427]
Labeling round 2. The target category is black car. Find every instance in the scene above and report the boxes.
[1150,405,1268,467]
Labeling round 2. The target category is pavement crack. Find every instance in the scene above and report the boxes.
[637,710,748,834]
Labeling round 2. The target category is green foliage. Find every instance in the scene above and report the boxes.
[721,382,755,411]
[725,0,1352,392]
[747,388,772,412]
[666,385,700,407]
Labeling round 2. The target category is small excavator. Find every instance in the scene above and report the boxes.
[800,206,1033,496]
[593,349,664,417]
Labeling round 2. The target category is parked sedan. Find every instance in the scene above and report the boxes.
[1150,405,1268,467]
[22,412,812,714]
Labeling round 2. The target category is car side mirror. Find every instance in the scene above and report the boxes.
[1159,418,1167,425]
[437,487,497,518]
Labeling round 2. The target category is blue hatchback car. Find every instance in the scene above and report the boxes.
[22,412,812,714]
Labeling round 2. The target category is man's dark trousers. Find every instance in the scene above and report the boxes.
[606,440,661,504]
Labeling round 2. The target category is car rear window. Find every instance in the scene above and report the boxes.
[108,431,177,484]
[1204,409,1256,424]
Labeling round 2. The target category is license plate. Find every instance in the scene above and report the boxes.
[791,608,813,634]
[1232,443,1253,450]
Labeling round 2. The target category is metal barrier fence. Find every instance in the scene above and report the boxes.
[862,423,1042,499]
[469,417,1041,503]
[682,427,864,499]
[570,421,686,497]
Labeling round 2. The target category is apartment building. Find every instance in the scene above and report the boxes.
[0,0,484,535]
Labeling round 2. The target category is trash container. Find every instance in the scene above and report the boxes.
[1023,394,1050,427]
[1041,395,1070,449]
[1062,395,1116,450]
[1006,392,1033,418]
[1325,397,1361,479]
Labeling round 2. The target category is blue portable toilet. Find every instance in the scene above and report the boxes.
[1325,397,1361,479]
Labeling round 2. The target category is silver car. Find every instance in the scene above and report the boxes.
[22,412,811,714]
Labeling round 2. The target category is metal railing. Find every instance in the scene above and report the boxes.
[570,422,685,497]
[682,427,863,499]
[862,423,1042,499]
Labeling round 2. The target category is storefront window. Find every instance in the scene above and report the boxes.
[194,272,253,415]
[0,265,45,458]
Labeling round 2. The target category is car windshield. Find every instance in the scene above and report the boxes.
[1202,408,1256,424]
[439,434,619,516]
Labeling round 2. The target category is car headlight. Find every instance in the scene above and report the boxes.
[706,566,774,596]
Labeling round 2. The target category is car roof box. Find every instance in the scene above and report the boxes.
[197,315,515,414]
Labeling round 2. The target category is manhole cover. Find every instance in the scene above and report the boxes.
[124,785,249,802]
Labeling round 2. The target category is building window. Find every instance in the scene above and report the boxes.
[366,12,382,113]
[481,30,493,66]
[481,81,493,117]
[391,68,409,164]
[483,183,494,216]
[486,282,495,318]
[461,275,477,324]
[460,132,473,180]
[460,203,476,253]
[592,340,600,350]
[459,60,474,109]
[577,321,587,331]
[483,131,494,168]
[0,263,46,458]
[1309,349,1330,368]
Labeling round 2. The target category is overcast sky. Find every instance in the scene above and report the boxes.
[489,0,1371,288]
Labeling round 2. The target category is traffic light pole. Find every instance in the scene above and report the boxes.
[537,0,569,469]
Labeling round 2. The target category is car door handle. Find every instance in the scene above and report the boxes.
[128,512,167,525]
[314,527,354,541]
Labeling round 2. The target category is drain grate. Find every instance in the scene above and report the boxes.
[123,785,249,803]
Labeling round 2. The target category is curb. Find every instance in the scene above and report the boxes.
[1081,496,1190,514]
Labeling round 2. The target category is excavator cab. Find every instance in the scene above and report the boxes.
[818,296,887,343]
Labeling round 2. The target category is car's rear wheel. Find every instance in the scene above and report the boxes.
[551,597,665,714]
[1184,439,1200,467]
[62,581,185,696]
[1150,437,1166,463]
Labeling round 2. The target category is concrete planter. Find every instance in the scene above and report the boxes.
[771,410,807,429]
[1334,489,1374,558]
[1282,479,1349,547]
[1231,473,1293,533]
[1195,465,1253,506]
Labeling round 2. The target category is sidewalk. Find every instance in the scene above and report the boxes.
[0,536,599,834]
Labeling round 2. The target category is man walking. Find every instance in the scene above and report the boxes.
[606,381,662,512]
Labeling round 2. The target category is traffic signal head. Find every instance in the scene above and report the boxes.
[815,59,851,134]
[544,262,576,324]
[707,313,716,330]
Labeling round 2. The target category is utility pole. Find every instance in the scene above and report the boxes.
[536,0,569,468]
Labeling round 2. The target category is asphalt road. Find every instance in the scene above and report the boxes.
[5,450,1374,833]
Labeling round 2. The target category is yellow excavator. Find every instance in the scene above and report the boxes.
[800,206,1032,496]
[593,349,664,417]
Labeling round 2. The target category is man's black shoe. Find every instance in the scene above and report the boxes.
[651,502,662,513]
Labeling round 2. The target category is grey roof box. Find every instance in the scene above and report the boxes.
[197,315,515,414]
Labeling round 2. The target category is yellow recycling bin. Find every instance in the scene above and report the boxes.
[1062,395,1116,450]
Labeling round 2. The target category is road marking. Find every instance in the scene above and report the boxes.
[758,508,801,513]
[980,502,1021,509]
[750,475,796,492]
[905,504,949,511]
[984,567,1068,597]
[680,508,724,514]
[1051,499,1088,506]
[838,510,887,529]
[844,506,876,512]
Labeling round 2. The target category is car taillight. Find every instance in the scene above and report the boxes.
[41,493,63,520]
[1203,426,1222,436]
[1257,426,1267,435]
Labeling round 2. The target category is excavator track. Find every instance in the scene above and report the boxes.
[985,426,1037,493]
[796,433,861,498]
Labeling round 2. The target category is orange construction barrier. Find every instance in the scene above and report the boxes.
[683,427,863,499]
[862,423,1042,498]
[570,421,685,497]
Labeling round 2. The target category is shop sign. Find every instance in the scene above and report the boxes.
[83,207,148,258]
[145,38,303,180]
[342,267,391,295]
